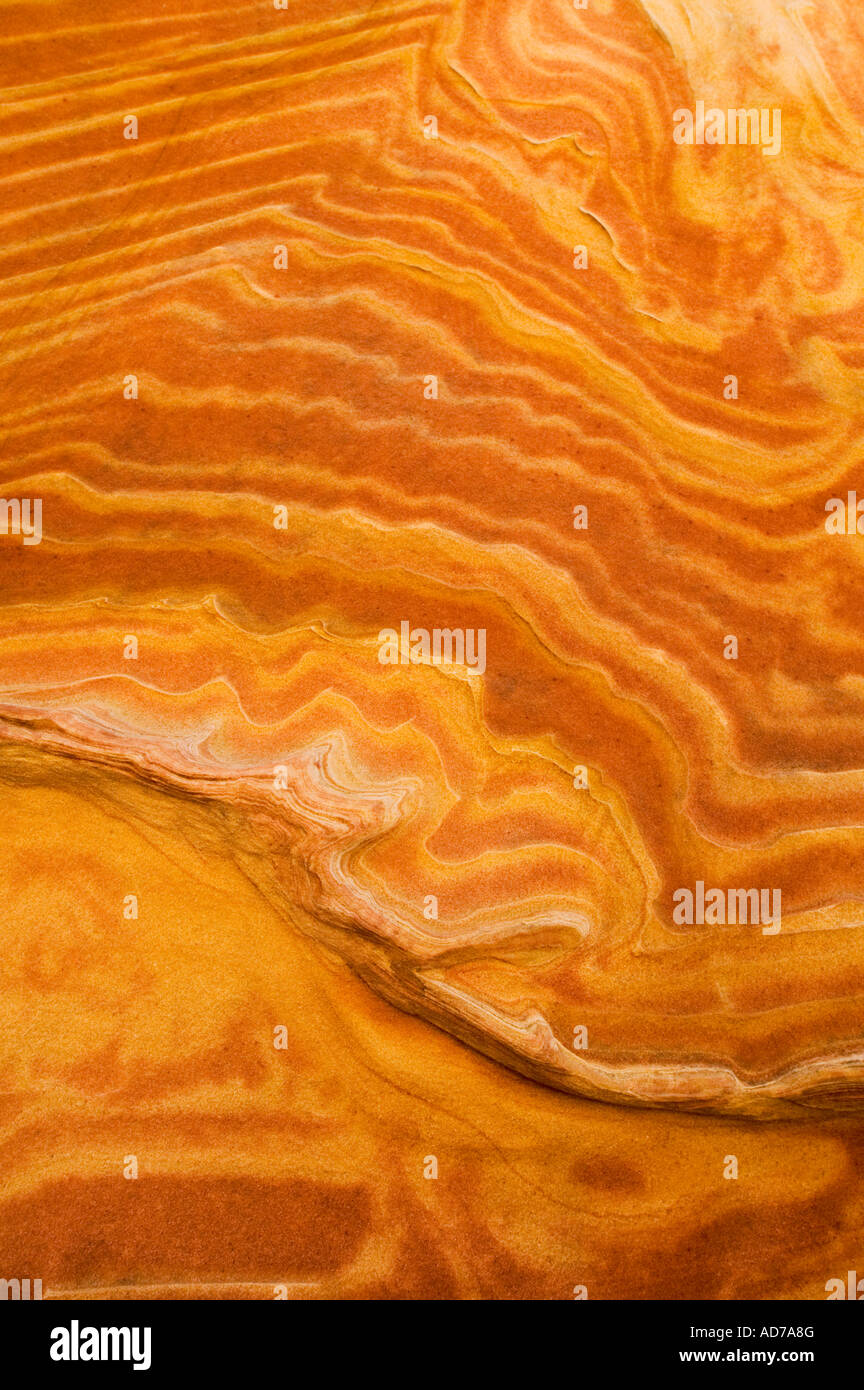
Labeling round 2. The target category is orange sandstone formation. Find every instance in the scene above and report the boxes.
[1,0,864,1298]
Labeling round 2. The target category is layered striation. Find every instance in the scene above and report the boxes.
[1,0,864,1297]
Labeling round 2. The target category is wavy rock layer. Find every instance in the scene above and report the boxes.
[1,0,864,1297]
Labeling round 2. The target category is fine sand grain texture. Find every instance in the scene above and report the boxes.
[1,0,864,1299]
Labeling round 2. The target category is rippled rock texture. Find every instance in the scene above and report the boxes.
[2,0,864,1299]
